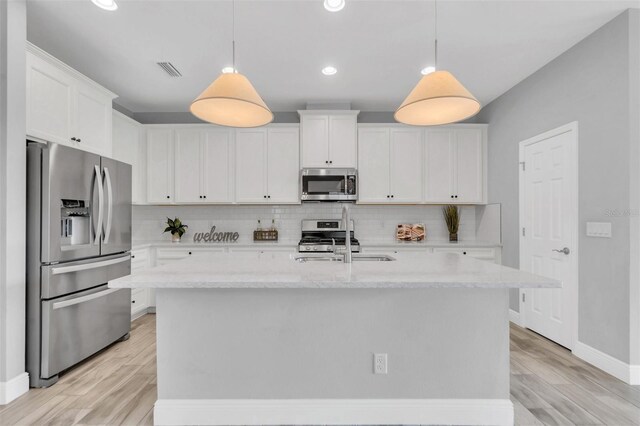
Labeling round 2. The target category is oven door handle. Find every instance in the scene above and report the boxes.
[52,288,120,310]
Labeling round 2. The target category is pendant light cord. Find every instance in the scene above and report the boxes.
[434,0,438,70]
[232,0,236,72]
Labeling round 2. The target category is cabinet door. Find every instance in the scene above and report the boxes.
[147,128,174,203]
[424,129,455,203]
[267,128,300,203]
[174,128,203,203]
[26,52,73,145]
[389,128,423,203]
[112,111,145,204]
[454,129,484,203]
[328,115,357,168]
[202,129,232,203]
[301,115,329,167]
[73,83,112,156]
[357,128,390,203]
[235,130,268,203]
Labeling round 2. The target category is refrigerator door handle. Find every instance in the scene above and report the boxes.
[50,255,130,275]
[52,288,120,310]
[93,165,104,245]
[103,167,113,244]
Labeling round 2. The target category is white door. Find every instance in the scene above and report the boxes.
[26,52,73,145]
[73,83,111,156]
[147,128,174,203]
[301,115,329,167]
[520,123,577,349]
[267,128,300,204]
[328,115,357,168]
[390,128,423,203]
[202,129,232,203]
[357,128,390,203]
[174,128,203,203]
[454,129,484,203]
[236,129,268,203]
[424,129,455,203]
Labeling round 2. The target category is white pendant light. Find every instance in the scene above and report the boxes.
[395,0,480,126]
[190,0,273,128]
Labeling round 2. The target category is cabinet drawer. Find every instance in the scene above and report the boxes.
[156,247,226,263]
[433,247,496,260]
[131,249,150,272]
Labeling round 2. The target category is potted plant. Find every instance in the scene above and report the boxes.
[442,205,460,242]
[164,217,188,243]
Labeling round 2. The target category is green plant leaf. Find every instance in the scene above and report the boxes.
[163,226,172,233]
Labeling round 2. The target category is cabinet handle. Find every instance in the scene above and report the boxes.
[325,161,329,164]
[329,160,333,164]
[132,300,136,304]
[387,195,390,198]
[199,196,202,199]
[131,255,136,259]
[203,195,206,199]
[76,138,81,143]
[391,195,394,198]
[268,195,271,199]
[264,195,267,198]
[455,195,458,198]
[463,251,467,255]
[451,195,454,198]
[70,137,77,142]
[188,251,192,255]
[166,196,170,199]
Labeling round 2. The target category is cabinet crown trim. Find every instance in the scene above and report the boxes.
[298,110,360,116]
[27,42,117,99]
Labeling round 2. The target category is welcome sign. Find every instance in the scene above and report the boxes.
[193,226,240,243]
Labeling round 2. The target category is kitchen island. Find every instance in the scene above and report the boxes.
[109,251,559,426]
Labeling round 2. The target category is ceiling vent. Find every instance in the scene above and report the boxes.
[157,62,182,77]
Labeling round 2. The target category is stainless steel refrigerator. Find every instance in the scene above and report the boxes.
[26,141,132,388]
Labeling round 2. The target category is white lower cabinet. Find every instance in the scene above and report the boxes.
[130,248,151,318]
[361,246,501,263]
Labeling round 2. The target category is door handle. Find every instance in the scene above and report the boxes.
[103,167,113,244]
[52,288,120,310]
[93,165,104,244]
[553,247,570,255]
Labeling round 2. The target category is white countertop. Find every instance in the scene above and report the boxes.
[111,251,557,290]
[131,240,502,251]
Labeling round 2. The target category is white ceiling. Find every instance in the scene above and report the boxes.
[26,0,639,113]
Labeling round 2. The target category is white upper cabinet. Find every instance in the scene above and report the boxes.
[146,127,174,204]
[174,128,203,203]
[357,127,390,203]
[236,126,300,204]
[424,126,487,204]
[201,129,232,203]
[389,128,423,203]
[112,110,146,204]
[299,111,358,168]
[267,127,300,203]
[26,43,115,156]
[235,129,268,203]
[358,126,422,204]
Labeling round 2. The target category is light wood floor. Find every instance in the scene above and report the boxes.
[1,314,639,425]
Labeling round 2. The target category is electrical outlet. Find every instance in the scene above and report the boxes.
[374,353,387,374]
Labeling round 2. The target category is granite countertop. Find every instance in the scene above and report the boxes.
[110,251,557,290]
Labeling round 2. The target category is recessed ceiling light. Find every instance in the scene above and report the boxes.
[91,0,118,11]
[322,66,337,76]
[221,66,236,74]
[421,66,436,75]
[324,0,345,12]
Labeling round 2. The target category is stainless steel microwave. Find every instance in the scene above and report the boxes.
[300,168,357,202]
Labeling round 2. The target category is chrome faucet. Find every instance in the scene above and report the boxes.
[341,203,352,263]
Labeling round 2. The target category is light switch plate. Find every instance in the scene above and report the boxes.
[586,222,612,238]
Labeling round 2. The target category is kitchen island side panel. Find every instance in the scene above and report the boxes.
[155,288,509,400]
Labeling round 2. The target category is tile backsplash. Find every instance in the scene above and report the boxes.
[133,204,478,245]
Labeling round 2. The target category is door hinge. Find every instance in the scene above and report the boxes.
[522,293,526,303]
[522,227,526,237]
[520,161,526,171]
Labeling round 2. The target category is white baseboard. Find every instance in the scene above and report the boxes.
[509,309,522,327]
[154,398,514,426]
[0,372,29,405]
[573,341,640,385]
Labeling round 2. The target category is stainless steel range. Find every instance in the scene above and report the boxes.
[298,219,360,253]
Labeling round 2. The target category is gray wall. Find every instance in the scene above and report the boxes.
[157,288,510,399]
[475,10,638,363]
[0,0,27,394]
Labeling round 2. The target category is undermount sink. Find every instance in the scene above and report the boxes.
[294,254,396,263]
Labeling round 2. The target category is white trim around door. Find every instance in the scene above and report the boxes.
[518,121,579,350]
